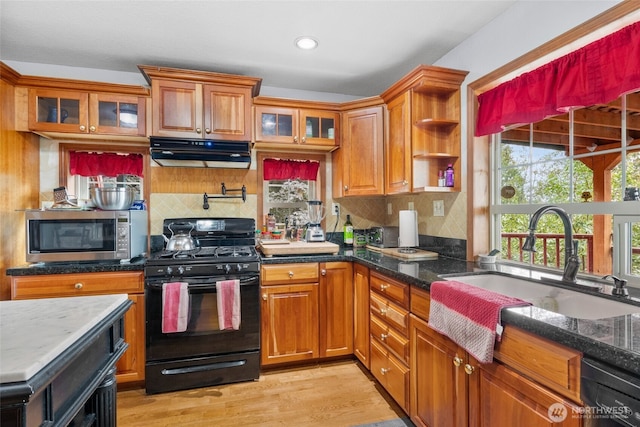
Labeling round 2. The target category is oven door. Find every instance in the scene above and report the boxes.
[145,274,260,362]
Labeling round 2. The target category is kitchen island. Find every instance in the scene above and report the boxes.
[0,294,132,427]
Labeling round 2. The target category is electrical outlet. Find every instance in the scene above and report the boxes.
[387,203,393,215]
[331,203,340,216]
[408,201,414,210]
[433,200,445,217]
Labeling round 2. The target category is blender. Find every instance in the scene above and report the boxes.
[305,200,326,242]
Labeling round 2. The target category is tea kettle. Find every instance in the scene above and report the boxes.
[163,222,199,251]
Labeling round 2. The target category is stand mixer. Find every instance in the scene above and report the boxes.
[305,200,327,242]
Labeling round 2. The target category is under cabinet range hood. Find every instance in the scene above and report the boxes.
[150,137,252,169]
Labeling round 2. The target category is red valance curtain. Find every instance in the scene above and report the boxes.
[263,158,320,181]
[69,151,144,177]
[476,21,640,136]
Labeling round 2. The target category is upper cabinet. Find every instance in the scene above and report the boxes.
[253,97,340,151]
[139,65,262,141]
[23,84,148,141]
[381,65,468,193]
[333,97,385,197]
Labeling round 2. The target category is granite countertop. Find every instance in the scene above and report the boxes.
[0,294,129,383]
[261,247,640,377]
[6,257,146,276]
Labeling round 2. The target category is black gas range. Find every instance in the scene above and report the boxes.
[144,217,261,394]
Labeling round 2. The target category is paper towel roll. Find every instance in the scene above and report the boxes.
[398,210,418,248]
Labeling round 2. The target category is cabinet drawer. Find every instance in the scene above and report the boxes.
[11,271,144,299]
[370,272,409,308]
[370,338,410,412]
[261,263,319,285]
[371,314,409,363]
[410,286,430,321]
[370,292,409,336]
[493,325,582,402]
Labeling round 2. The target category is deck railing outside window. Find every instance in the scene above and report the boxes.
[501,233,595,272]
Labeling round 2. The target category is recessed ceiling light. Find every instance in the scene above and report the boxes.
[295,36,318,50]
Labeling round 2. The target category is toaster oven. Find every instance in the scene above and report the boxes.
[367,226,399,248]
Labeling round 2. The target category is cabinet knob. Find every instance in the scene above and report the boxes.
[380,368,389,375]
[321,269,326,276]
[380,283,389,291]
[464,364,475,375]
[196,128,202,134]
[453,356,463,367]
[79,125,86,132]
[380,333,388,341]
[301,137,306,143]
[288,271,294,278]
[403,180,408,186]
[379,308,387,316]
[74,282,84,289]
[293,136,298,143]
[205,128,211,134]
[262,293,267,301]
[344,185,349,191]
[89,125,96,132]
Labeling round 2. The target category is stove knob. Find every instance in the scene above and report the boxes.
[236,263,243,272]
[166,266,173,275]
[224,264,231,274]
[178,266,185,275]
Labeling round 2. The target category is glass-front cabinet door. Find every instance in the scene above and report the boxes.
[255,106,297,143]
[299,109,337,147]
[29,89,88,133]
[89,94,146,136]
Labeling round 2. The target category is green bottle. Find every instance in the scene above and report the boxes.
[343,214,354,247]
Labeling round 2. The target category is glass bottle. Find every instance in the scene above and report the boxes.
[343,214,354,247]
[445,164,455,187]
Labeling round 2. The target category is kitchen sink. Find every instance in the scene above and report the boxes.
[442,273,640,320]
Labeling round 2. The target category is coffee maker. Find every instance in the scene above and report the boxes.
[305,200,326,242]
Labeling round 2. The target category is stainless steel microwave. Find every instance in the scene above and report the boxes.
[26,210,148,263]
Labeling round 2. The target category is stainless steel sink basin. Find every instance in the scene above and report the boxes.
[443,274,640,320]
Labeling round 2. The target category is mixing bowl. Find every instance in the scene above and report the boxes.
[90,187,135,210]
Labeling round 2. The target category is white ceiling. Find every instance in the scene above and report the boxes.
[0,0,517,97]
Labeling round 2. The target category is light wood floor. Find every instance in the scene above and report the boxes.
[117,360,407,427]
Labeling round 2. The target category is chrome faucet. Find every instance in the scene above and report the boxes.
[522,205,581,283]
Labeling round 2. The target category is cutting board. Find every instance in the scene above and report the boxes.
[366,245,438,260]
[259,241,340,257]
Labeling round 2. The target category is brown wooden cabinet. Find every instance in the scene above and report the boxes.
[409,286,583,427]
[319,261,353,358]
[381,65,468,193]
[139,65,261,141]
[333,98,385,197]
[10,271,146,385]
[369,271,410,412]
[353,263,370,368]
[27,88,147,137]
[260,262,354,366]
[253,97,339,151]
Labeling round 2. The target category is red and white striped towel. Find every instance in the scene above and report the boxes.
[162,282,190,333]
[216,279,241,330]
[428,280,531,364]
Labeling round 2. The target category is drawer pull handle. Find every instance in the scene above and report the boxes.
[288,271,294,278]
[380,368,389,375]
[453,356,463,367]
[380,284,389,291]
[262,294,267,301]
[380,333,388,341]
[74,282,83,289]
[464,364,475,375]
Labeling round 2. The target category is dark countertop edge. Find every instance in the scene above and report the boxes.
[6,260,145,276]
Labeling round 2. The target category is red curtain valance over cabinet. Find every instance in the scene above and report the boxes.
[476,21,640,136]
[263,158,320,181]
[69,151,144,177]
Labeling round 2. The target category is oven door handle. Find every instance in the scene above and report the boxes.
[146,277,258,290]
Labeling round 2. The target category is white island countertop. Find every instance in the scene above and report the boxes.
[0,294,129,383]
